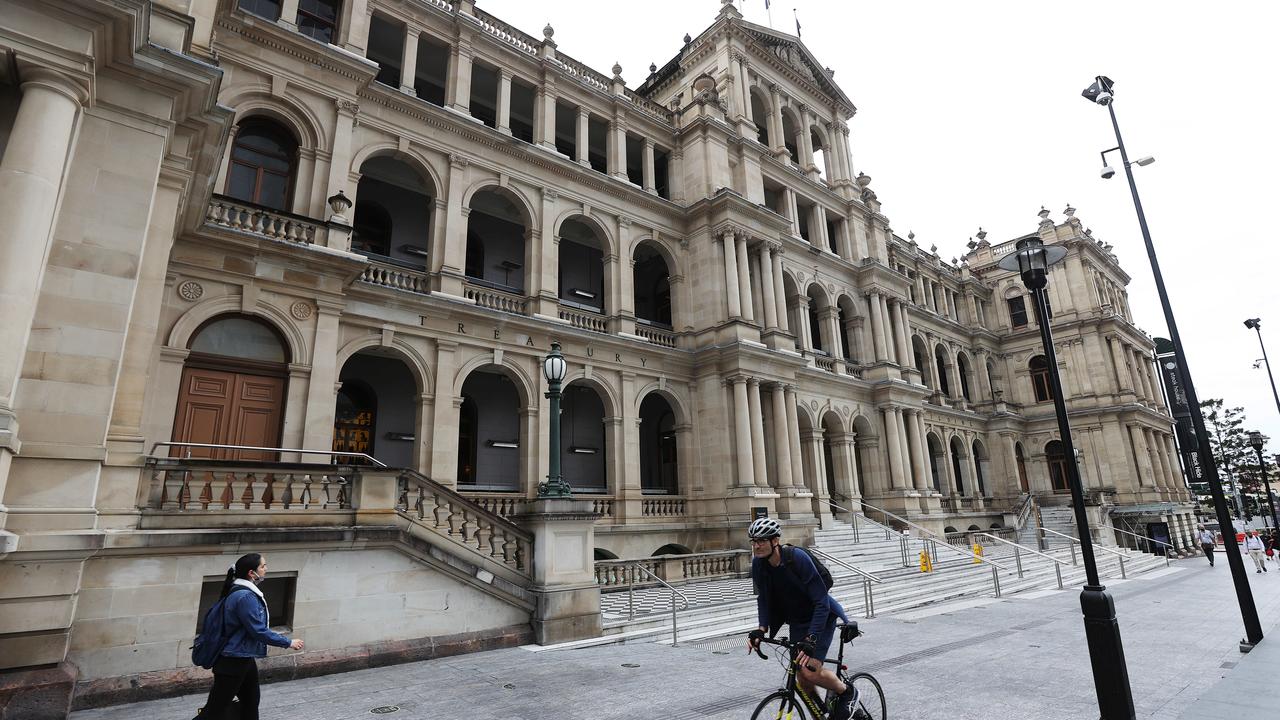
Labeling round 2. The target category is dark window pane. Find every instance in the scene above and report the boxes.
[239,0,282,21]
[227,163,258,204]
[258,172,289,211]
[297,0,339,43]
[1007,296,1028,328]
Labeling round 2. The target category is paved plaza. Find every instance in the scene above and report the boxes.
[72,553,1280,720]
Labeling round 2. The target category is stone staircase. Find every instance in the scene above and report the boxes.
[1036,504,1085,548]
[538,512,1171,652]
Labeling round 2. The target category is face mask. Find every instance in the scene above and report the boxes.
[249,570,265,586]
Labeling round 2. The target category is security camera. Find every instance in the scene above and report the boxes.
[1094,91,1113,106]
[1100,165,1116,180]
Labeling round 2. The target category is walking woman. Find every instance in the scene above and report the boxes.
[196,553,303,720]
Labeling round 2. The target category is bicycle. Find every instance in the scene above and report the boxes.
[748,622,886,720]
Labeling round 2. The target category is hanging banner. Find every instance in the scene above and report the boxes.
[1155,338,1204,482]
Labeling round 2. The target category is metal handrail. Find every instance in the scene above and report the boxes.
[1040,526,1131,578]
[975,532,1066,589]
[808,547,882,619]
[1109,526,1174,567]
[1014,493,1035,532]
[146,441,387,468]
[835,498,1013,572]
[627,562,691,646]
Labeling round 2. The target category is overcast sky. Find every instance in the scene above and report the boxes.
[485,0,1280,455]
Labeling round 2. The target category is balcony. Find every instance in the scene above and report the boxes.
[635,321,677,349]
[464,279,529,315]
[205,195,324,245]
[360,256,430,294]
[557,302,608,333]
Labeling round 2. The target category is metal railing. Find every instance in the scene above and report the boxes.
[1039,527,1133,579]
[625,563,690,646]
[147,441,387,467]
[807,547,883,619]
[829,498,1012,598]
[1109,526,1173,567]
[974,532,1067,589]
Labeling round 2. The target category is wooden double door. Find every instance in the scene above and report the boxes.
[172,363,286,461]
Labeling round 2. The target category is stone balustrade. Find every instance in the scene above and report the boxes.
[462,491,528,518]
[814,355,836,372]
[557,303,608,333]
[635,323,677,348]
[398,470,533,575]
[361,261,430,294]
[594,549,750,590]
[465,280,529,315]
[641,496,685,517]
[148,461,354,512]
[206,195,322,245]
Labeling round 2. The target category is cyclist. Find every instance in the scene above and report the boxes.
[746,517,860,720]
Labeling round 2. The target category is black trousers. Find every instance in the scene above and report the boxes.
[1202,543,1215,565]
[201,656,259,720]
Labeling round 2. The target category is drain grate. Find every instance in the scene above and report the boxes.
[370,707,400,715]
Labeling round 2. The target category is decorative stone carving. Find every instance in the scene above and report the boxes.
[335,99,360,115]
[771,45,816,82]
[290,301,314,320]
[178,281,204,302]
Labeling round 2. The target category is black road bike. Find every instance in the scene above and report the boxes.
[748,622,885,720]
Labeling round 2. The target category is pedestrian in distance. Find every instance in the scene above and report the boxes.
[194,553,303,720]
[1244,530,1268,573]
[1197,525,1216,567]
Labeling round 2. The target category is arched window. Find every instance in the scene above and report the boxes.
[1030,355,1053,403]
[226,118,298,211]
[1046,440,1070,492]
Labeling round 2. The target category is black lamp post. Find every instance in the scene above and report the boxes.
[1083,75,1264,649]
[538,342,572,498]
[1244,319,1280,421]
[1248,432,1277,532]
[999,236,1134,719]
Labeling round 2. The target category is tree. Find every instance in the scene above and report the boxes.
[1201,399,1252,518]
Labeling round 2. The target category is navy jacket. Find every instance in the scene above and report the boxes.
[752,547,846,639]
[220,586,291,658]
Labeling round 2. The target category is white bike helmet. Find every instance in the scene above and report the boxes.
[748,517,782,540]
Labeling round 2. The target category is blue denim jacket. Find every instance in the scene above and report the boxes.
[220,586,291,658]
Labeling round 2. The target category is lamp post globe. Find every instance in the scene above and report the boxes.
[1082,75,1263,649]
[538,342,572,498]
[999,235,1135,719]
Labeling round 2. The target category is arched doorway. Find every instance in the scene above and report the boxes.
[172,315,290,460]
[466,189,529,294]
[1046,440,1070,493]
[927,433,945,493]
[335,350,418,468]
[639,393,678,494]
[633,243,673,329]
[972,439,989,496]
[949,436,968,495]
[353,156,435,262]
[558,217,607,315]
[226,117,298,211]
[561,382,607,493]
[457,369,522,490]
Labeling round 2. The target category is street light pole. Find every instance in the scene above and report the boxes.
[1244,319,1280,421]
[1249,432,1278,532]
[1000,237,1134,719]
[539,342,572,498]
[1083,76,1263,648]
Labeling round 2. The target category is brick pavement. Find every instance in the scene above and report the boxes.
[71,549,1280,720]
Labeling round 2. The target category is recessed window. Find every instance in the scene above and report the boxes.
[1007,295,1028,329]
[296,0,340,44]
[238,0,282,21]
[1030,355,1054,403]
[196,574,296,633]
[226,118,298,211]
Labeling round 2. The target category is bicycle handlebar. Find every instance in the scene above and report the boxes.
[747,632,834,667]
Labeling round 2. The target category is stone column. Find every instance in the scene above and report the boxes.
[784,386,804,490]
[975,350,992,401]
[770,384,794,488]
[278,0,301,28]
[881,296,899,364]
[437,154,470,296]
[642,139,656,194]
[735,235,755,323]
[446,41,473,114]
[302,303,343,455]
[784,187,800,237]
[721,231,741,320]
[748,379,768,489]
[823,309,843,366]
[772,248,790,333]
[338,0,370,53]
[325,100,358,248]
[813,204,829,251]
[400,27,421,95]
[883,408,906,490]
[833,434,859,501]
[731,377,755,487]
[0,66,86,468]
[1108,336,1133,394]
[496,68,513,135]
[768,83,786,157]
[537,82,557,150]
[794,296,813,352]
[904,410,928,491]
[891,300,911,367]
[941,436,958,495]
[797,105,814,171]
[868,292,888,362]
[801,427,828,501]
[758,246,779,331]
[575,107,590,166]
[608,120,627,180]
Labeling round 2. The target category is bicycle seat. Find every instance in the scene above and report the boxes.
[838,621,861,643]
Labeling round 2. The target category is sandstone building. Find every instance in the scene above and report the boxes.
[0,0,1195,714]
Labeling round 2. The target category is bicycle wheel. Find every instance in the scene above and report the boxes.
[749,690,810,720]
[846,672,886,720]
